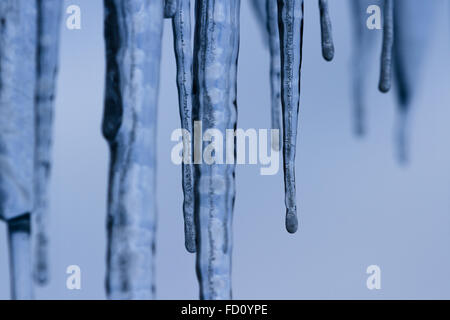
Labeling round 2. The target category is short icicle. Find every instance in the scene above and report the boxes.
[378,0,393,93]
[103,0,164,300]
[33,0,63,286]
[278,0,303,234]
[318,0,334,61]
[171,0,197,253]
[193,0,240,300]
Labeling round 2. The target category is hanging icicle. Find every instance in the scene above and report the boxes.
[170,0,196,253]
[0,0,38,300]
[278,0,303,234]
[193,0,240,300]
[33,0,63,286]
[378,0,393,93]
[103,0,164,300]
[393,0,435,164]
[318,0,334,61]
[350,0,378,136]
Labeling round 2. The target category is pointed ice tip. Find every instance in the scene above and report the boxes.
[286,209,298,234]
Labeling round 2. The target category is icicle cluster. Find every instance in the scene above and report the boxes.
[0,0,440,301]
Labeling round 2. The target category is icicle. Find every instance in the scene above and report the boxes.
[0,0,37,300]
[8,214,33,300]
[33,0,63,286]
[378,0,393,93]
[318,0,334,61]
[278,0,303,234]
[171,0,196,253]
[267,0,282,151]
[393,0,435,164]
[193,0,240,300]
[350,0,377,137]
[103,0,164,300]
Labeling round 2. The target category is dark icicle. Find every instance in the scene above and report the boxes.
[378,0,393,93]
[278,0,303,234]
[33,0,63,286]
[0,0,38,300]
[103,0,164,300]
[171,0,196,253]
[193,0,240,300]
[393,0,435,164]
[318,0,334,61]
[350,0,378,137]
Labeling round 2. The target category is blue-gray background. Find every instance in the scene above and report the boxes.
[1,0,450,299]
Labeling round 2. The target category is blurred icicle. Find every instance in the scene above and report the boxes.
[393,0,435,164]
[350,0,379,136]
[193,0,240,300]
[103,0,164,300]
[8,214,33,300]
[251,0,282,150]
[165,0,177,18]
[33,0,63,286]
[170,0,197,253]
[0,0,38,300]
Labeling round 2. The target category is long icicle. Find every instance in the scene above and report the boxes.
[33,0,63,286]
[318,0,334,61]
[378,0,393,93]
[0,0,37,300]
[278,0,303,234]
[103,0,164,299]
[193,0,240,300]
[171,0,196,253]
